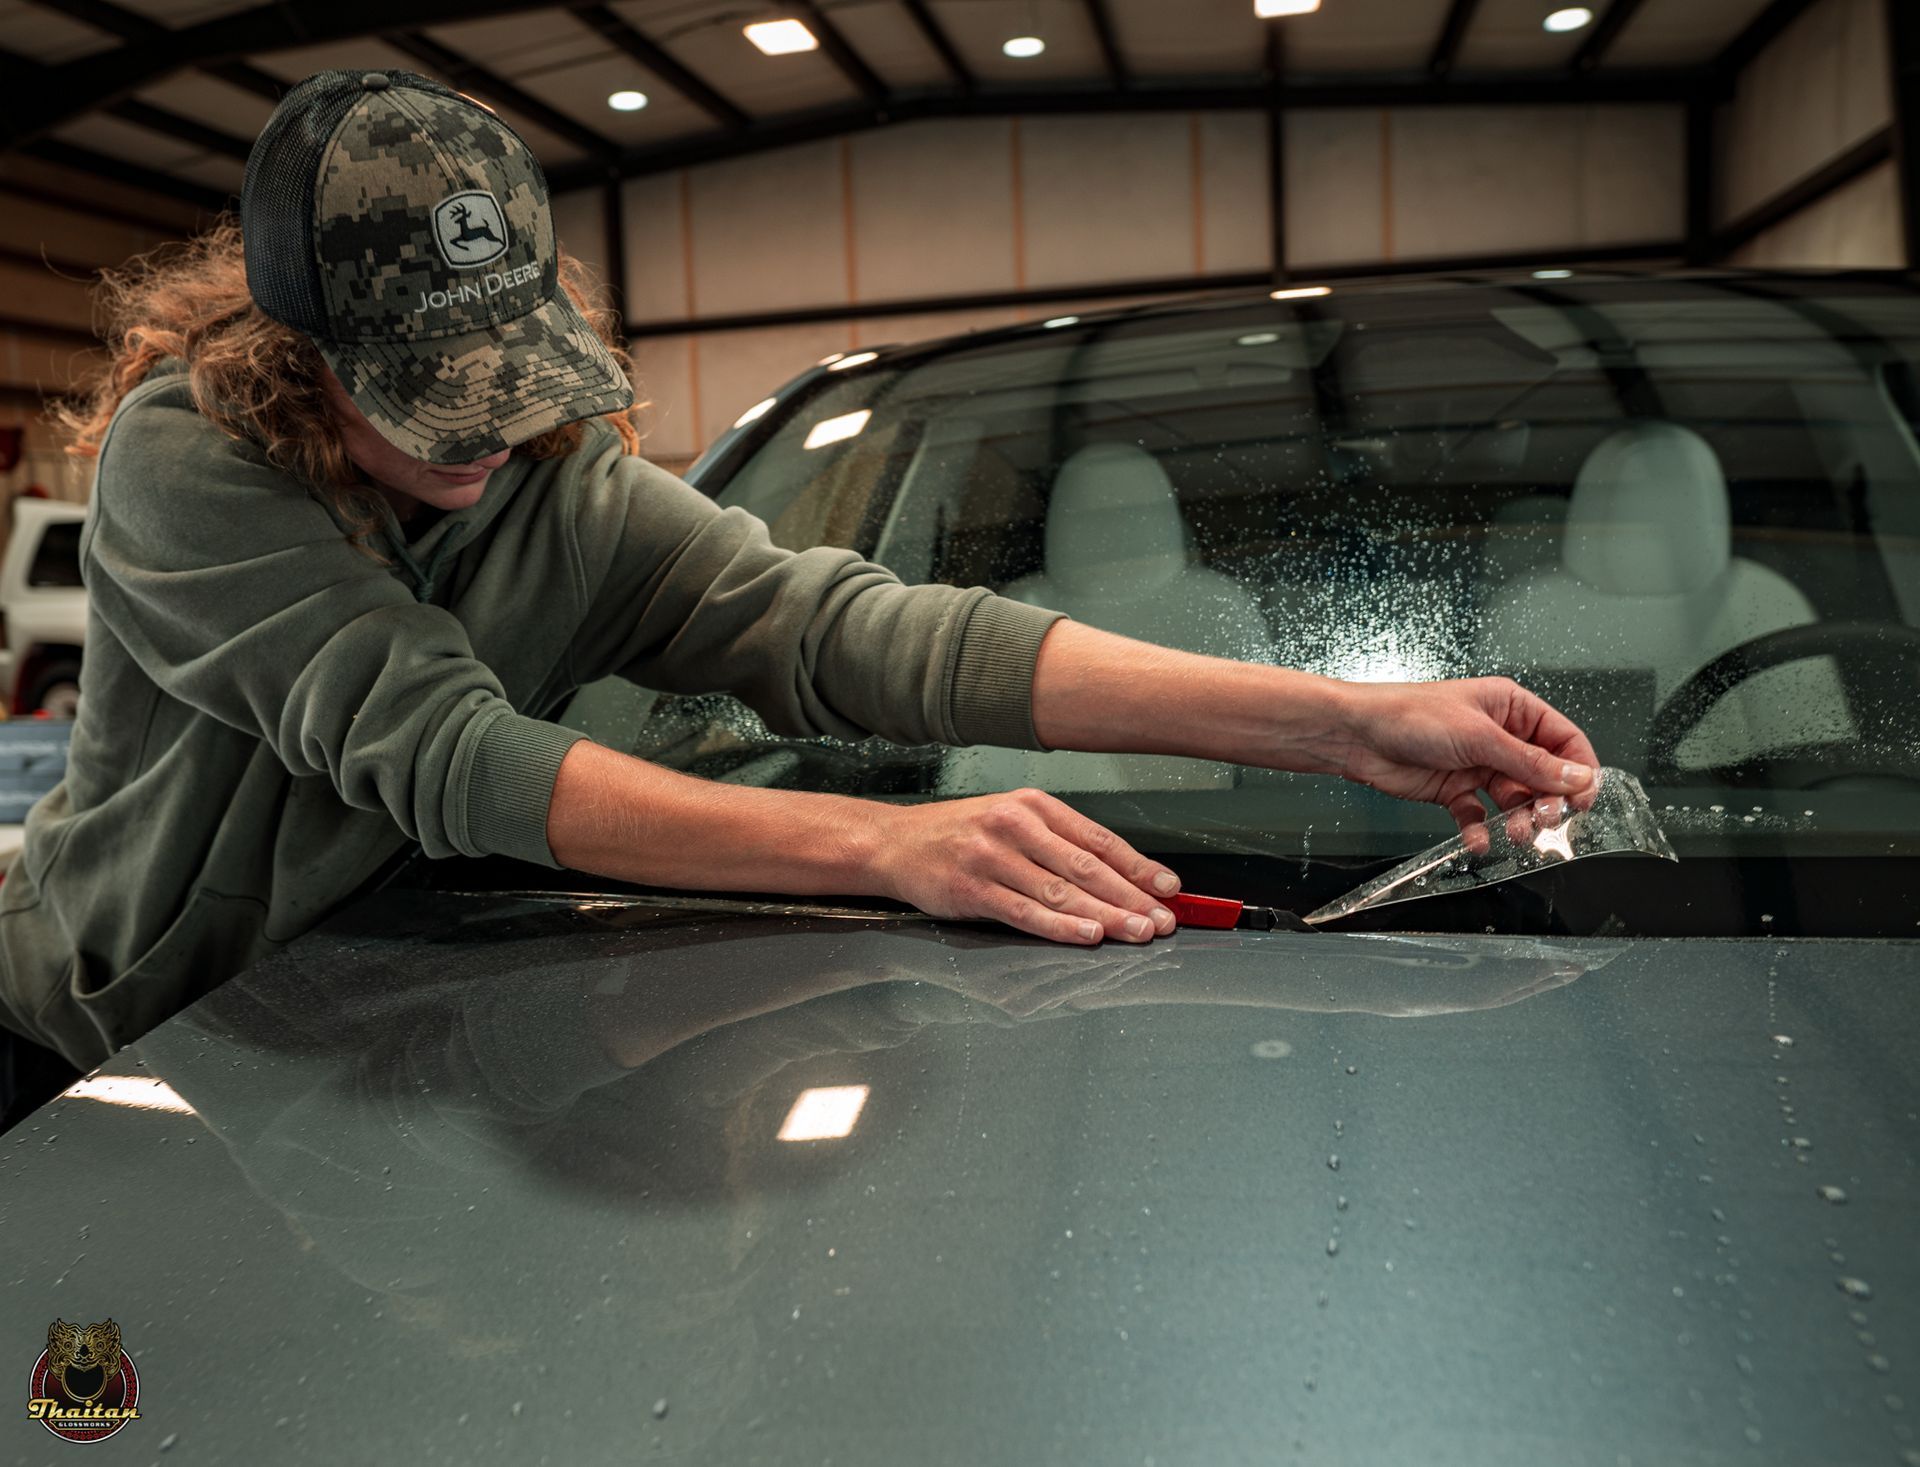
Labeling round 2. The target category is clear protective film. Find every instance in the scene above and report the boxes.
[1304,767,1678,925]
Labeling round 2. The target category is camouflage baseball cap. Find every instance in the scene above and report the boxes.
[241,69,632,464]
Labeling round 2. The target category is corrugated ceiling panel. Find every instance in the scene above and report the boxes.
[830,1,953,91]
[608,0,862,118]
[109,0,259,23]
[1454,0,1594,71]
[1106,0,1267,76]
[1283,0,1455,73]
[257,39,591,167]
[500,49,717,148]
[929,0,1108,85]
[53,112,205,171]
[134,72,279,140]
[1605,0,1774,67]
[0,0,117,63]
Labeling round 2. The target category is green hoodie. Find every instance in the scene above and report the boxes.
[0,364,1063,1068]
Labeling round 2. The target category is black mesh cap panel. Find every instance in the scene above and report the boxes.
[240,69,462,334]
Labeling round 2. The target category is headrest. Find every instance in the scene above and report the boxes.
[1563,422,1730,595]
[1044,443,1187,594]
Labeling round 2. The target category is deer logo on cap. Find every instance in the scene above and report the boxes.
[432,190,509,269]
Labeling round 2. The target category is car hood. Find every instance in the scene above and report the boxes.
[4,890,1916,1464]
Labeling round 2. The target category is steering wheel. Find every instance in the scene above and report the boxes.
[1643,620,1920,787]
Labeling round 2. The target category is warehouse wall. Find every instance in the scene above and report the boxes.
[553,104,1685,470]
[1722,0,1899,267]
[0,155,204,507]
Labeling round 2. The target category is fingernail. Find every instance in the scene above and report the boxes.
[1152,871,1179,894]
[1562,762,1594,788]
[1125,914,1152,940]
[1078,920,1101,942]
[1150,906,1174,932]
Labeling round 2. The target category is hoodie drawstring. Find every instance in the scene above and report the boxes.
[386,520,470,604]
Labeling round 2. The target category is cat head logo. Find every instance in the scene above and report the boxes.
[28,1318,142,1443]
[433,190,509,269]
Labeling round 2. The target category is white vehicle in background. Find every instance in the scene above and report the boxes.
[0,497,88,719]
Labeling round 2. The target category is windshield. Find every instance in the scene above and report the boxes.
[582,276,1920,937]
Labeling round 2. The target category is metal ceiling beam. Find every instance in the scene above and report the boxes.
[19,138,231,212]
[0,175,199,232]
[1887,0,1920,268]
[788,0,889,106]
[1569,0,1647,73]
[1427,0,1482,79]
[106,99,252,160]
[1714,0,1821,79]
[620,241,1686,339]
[544,69,1716,191]
[0,43,231,208]
[19,0,283,107]
[0,242,104,279]
[203,61,288,104]
[0,0,567,149]
[567,6,750,131]
[1712,125,1894,256]
[1083,0,1130,89]
[0,314,101,350]
[1265,25,1286,286]
[1684,96,1714,266]
[899,0,973,94]
[385,32,621,165]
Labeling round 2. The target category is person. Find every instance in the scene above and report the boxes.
[0,69,1597,1118]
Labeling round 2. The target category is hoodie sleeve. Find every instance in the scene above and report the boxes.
[83,379,582,868]
[566,441,1065,749]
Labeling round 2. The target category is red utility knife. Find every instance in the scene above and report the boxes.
[1166,893,1312,933]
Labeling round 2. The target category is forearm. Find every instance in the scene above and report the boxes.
[545,739,890,897]
[1029,620,1356,773]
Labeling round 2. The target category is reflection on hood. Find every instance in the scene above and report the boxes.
[125,895,1619,1449]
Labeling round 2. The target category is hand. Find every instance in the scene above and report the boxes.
[870,789,1181,946]
[1332,677,1601,839]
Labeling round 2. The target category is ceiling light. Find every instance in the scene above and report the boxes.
[1003,35,1046,58]
[732,396,777,428]
[1043,315,1079,328]
[607,89,649,111]
[1254,0,1321,14]
[1543,7,1593,32]
[1533,268,1574,279]
[803,409,871,450]
[746,18,819,54]
[1238,331,1281,345]
[826,350,878,371]
[1269,285,1331,300]
[778,1084,870,1140]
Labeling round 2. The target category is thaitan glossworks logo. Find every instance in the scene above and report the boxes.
[432,190,509,268]
[27,1319,142,1443]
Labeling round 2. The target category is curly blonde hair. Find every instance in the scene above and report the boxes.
[56,216,643,550]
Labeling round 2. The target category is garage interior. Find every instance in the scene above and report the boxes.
[0,0,1912,500]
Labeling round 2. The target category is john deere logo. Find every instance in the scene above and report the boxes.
[433,190,509,268]
[27,1319,141,1443]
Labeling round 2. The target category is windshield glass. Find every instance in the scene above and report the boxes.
[586,277,1920,936]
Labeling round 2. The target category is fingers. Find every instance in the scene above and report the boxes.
[1027,830,1175,935]
[967,791,1179,946]
[1025,791,1182,901]
[1473,720,1594,799]
[975,852,1152,944]
[1489,682,1601,804]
